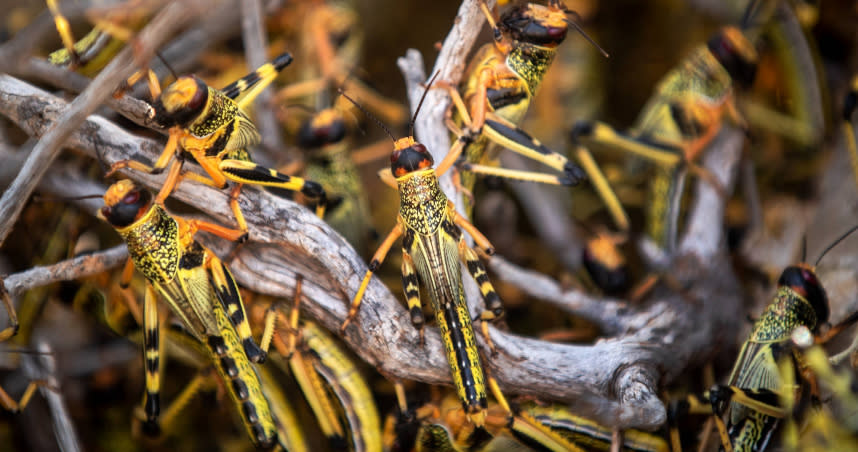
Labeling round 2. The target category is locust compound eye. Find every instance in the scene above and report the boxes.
[122,191,140,205]
[801,268,819,287]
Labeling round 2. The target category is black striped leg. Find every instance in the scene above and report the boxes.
[482,112,586,184]
[401,250,424,345]
[458,239,502,355]
[219,160,328,219]
[458,162,579,186]
[225,53,293,107]
[142,284,161,434]
[208,260,267,363]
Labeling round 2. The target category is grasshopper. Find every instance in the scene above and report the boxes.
[107,53,327,233]
[338,83,508,426]
[98,179,283,448]
[443,0,597,218]
[669,225,858,452]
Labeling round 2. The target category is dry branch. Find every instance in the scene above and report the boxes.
[20,341,81,452]
[0,1,746,426]
[241,0,284,158]
[16,58,158,131]
[4,246,128,300]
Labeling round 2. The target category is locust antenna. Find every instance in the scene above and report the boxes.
[409,70,441,138]
[815,224,858,267]
[339,89,396,142]
[33,194,103,203]
[561,11,609,58]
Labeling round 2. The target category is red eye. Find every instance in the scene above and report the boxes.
[100,206,111,217]
[801,269,818,285]
[122,192,140,204]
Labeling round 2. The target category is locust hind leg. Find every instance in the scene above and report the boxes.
[207,257,267,363]
[400,247,425,345]
[219,160,328,219]
[141,284,162,434]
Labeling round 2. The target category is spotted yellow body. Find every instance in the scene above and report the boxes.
[398,168,488,422]
[720,284,820,452]
[666,259,842,452]
[99,180,280,449]
[109,53,327,232]
[341,132,505,427]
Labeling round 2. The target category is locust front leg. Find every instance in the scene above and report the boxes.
[341,223,404,332]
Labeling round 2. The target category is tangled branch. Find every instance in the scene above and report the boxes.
[0,0,748,430]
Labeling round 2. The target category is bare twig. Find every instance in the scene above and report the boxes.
[4,246,128,300]
[678,129,744,257]
[241,0,284,159]
[488,256,641,336]
[397,0,495,202]
[16,58,158,130]
[0,0,205,247]
[21,340,81,452]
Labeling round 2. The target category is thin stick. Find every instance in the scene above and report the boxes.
[21,340,82,452]
[4,245,128,300]
[18,58,158,131]
[240,0,284,161]
[0,0,205,247]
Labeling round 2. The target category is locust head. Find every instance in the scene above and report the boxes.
[98,180,154,228]
[390,137,434,178]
